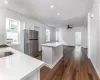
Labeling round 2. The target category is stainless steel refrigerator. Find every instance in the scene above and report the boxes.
[24,30,38,57]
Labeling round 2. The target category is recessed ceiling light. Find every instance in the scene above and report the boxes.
[5,0,8,4]
[57,13,60,16]
[51,5,54,8]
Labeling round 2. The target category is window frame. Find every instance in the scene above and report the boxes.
[46,29,50,42]
[6,17,20,45]
[56,30,59,41]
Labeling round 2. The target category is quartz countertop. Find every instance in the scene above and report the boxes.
[0,47,44,80]
[41,42,63,47]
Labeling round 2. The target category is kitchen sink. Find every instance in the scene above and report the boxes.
[0,52,14,58]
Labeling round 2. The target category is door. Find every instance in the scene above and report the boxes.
[75,32,81,46]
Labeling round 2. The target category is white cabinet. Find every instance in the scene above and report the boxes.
[42,42,63,69]
[21,70,40,80]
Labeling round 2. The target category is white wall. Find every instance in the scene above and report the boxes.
[88,0,100,77]
[59,26,88,48]
[0,7,56,52]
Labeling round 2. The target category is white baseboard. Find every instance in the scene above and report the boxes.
[44,55,63,69]
[90,58,100,79]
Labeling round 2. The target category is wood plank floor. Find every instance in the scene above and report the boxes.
[36,46,100,80]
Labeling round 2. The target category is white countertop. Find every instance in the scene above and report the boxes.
[0,47,44,80]
[41,42,63,47]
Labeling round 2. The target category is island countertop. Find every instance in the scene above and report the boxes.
[0,47,44,80]
[41,42,63,47]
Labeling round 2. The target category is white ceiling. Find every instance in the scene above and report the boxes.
[1,0,94,27]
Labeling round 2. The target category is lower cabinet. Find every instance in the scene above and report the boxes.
[21,70,40,80]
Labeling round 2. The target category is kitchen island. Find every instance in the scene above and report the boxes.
[0,47,44,80]
[41,42,63,69]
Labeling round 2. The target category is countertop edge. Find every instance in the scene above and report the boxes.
[41,42,63,47]
[21,62,44,80]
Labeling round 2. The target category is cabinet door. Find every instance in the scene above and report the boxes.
[21,70,40,80]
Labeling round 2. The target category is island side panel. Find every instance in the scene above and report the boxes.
[21,70,40,80]
[52,45,63,66]
[42,46,53,67]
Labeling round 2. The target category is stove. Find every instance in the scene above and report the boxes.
[0,45,9,48]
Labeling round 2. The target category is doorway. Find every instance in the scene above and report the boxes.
[75,32,81,46]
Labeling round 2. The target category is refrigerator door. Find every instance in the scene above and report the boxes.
[28,30,34,39]
[28,30,38,39]
[24,30,29,55]
[28,40,38,57]
[34,31,38,39]
[28,40,34,56]
[24,30,39,57]
[33,40,38,57]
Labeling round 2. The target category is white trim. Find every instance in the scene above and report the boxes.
[88,13,91,58]
[44,55,63,69]
[98,4,100,79]
[90,58,100,79]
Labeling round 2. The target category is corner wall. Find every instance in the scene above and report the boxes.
[88,0,100,77]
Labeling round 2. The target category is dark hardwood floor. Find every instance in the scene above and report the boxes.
[36,46,100,80]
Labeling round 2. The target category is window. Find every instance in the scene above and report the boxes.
[56,30,59,41]
[6,18,20,44]
[46,29,50,42]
